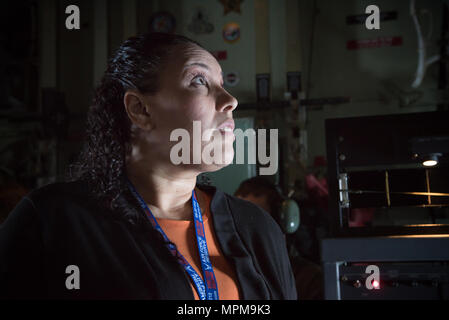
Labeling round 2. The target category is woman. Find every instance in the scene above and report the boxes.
[0,33,297,300]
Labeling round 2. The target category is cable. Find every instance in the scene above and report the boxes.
[305,0,318,100]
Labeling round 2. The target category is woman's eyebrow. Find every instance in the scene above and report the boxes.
[183,62,210,71]
[183,62,224,83]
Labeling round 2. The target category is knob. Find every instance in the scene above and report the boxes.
[391,281,399,288]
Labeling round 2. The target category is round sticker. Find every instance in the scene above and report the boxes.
[224,71,240,87]
[149,12,176,33]
[222,22,240,43]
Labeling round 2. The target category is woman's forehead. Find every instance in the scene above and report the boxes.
[173,46,222,74]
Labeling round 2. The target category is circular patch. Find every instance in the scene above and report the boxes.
[222,22,240,43]
[149,12,176,33]
[224,71,240,87]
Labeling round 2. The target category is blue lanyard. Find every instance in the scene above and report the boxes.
[127,180,219,300]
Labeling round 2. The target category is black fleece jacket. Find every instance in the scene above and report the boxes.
[0,180,297,300]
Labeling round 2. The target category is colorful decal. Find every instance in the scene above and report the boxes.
[210,50,228,61]
[224,72,240,87]
[347,36,403,50]
[346,11,397,25]
[188,8,214,34]
[149,12,176,33]
[222,22,240,43]
[219,0,244,15]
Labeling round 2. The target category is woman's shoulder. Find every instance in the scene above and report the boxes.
[18,179,102,221]
[26,180,91,204]
[227,194,282,231]
[202,185,283,237]
[2,180,98,243]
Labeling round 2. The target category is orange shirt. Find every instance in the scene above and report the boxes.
[156,188,241,300]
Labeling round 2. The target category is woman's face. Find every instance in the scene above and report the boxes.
[138,44,238,173]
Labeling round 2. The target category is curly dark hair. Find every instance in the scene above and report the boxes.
[69,33,202,220]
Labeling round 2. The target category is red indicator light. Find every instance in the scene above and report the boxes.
[372,280,380,289]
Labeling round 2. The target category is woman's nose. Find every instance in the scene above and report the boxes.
[216,89,238,113]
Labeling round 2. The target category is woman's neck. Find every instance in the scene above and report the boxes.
[126,161,198,220]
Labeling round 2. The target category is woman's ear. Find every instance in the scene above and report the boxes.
[123,90,153,131]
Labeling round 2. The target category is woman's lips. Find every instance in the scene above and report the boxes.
[216,119,235,134]
[219,127,233,133]
[214,119,235,140]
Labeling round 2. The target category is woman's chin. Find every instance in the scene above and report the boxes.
[200,150,234,172]
[220,147,235,166]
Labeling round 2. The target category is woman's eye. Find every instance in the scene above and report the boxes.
[192,75,207,86]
